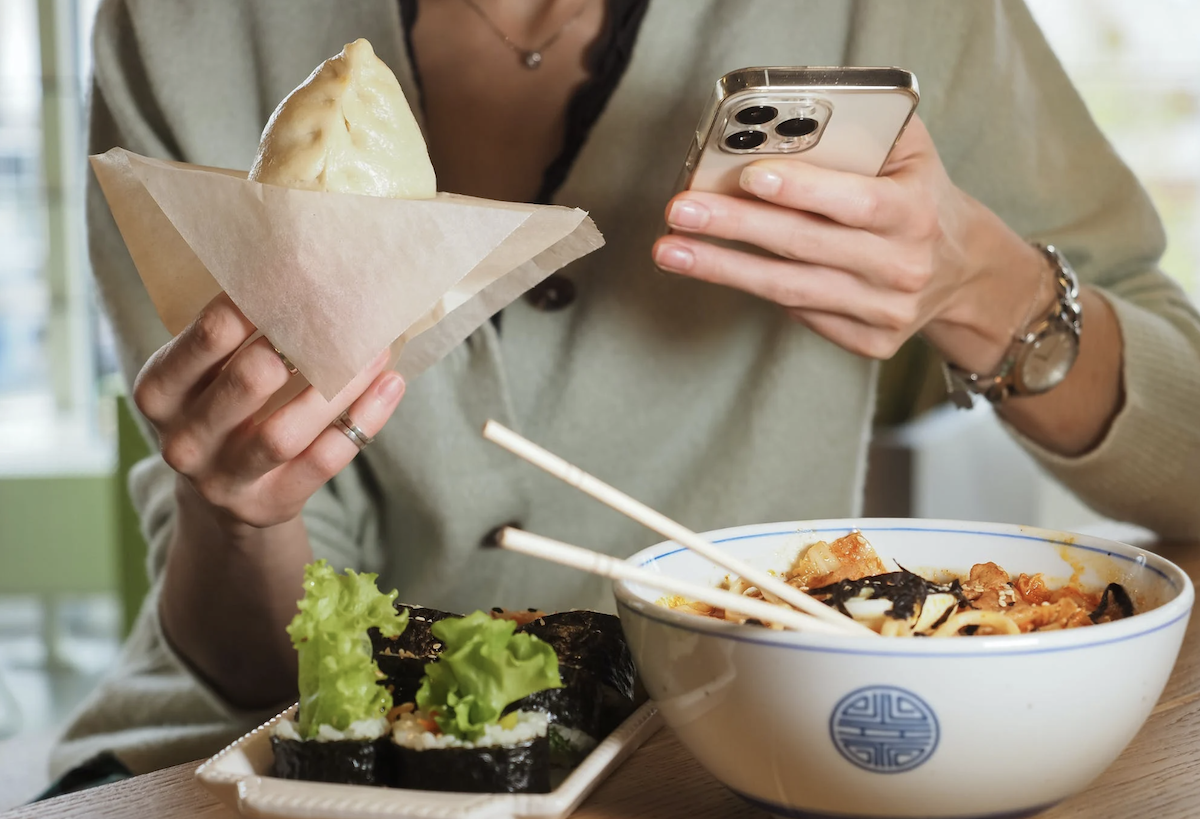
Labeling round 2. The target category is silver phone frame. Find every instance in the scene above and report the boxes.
[680,66,921,187]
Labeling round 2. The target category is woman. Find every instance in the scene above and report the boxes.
[53,0,1200,780]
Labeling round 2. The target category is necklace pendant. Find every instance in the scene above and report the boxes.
[522,50,543,69]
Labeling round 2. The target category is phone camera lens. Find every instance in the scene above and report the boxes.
[735,106,777,125]
[725,130,767,151]
[776,117,819,138]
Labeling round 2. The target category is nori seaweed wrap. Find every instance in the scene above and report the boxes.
[270,735,389,787]
[514,611,640,737]
[373,605,457,657]
[373,605,457,705]
[390,711,552,793]
[517,611,636,698]
[507,665,605,738]
[393,738,551,793]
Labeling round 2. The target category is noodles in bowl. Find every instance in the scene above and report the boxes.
[612,519,1192,819]
[665,531,1137,637]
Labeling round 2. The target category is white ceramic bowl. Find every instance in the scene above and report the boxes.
[613,519,1193,819]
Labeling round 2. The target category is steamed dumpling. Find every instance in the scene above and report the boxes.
[249,38,436,199]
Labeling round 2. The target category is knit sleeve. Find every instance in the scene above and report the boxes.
[851,0,1200,537]
[1002,288,1200,539]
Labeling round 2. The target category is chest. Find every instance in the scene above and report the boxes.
[408,1,606,202]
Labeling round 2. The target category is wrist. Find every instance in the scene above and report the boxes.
[162,476,310,708]
[172,473,301,551]
[942,243,1083,406]
[923,204,1056,374]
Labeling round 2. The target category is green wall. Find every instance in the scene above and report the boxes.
[0,398,151,633]
[0,474,116,595]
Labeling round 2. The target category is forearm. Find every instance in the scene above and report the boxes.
[159,475,313,709]
[921,198,1123,457]
[1005,292,1200,538]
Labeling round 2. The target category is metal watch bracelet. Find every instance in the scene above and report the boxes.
[943,243,1082,407]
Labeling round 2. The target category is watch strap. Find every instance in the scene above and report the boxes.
[943,243,1081,407]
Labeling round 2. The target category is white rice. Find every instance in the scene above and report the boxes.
[270,716,389,742]
[391,710,548,750]
[550,724,597,754]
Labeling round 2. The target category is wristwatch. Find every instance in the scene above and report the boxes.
[944,243,1083,407]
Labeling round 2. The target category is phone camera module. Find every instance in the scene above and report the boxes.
[775,117,820,138]
[735,106,777,125]
[725,130,768,151]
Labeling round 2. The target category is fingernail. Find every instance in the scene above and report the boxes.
[741,166,782,196]
[666,199,709,230]
[378,372,405,401]
[654,243,694,272]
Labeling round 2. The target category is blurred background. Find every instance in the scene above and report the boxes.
[0,0,1197,806]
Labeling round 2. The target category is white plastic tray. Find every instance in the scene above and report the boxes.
[195,701,662,819]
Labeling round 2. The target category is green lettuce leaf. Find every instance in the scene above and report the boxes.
[286,560,408,738]
[416,611,562,741]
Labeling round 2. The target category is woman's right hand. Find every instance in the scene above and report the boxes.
[132,292,405,530]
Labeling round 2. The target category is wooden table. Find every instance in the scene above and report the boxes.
[5,535,1198,819]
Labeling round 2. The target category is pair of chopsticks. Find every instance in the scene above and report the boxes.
[481,421,875,637]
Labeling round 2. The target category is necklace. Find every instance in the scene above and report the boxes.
[457,0,589,69]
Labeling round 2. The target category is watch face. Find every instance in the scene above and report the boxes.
[1020,330,1079,393]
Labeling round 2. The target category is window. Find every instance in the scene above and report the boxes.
[0,0,111,474]
[1028,0,1200,295]
[0,2,48,409]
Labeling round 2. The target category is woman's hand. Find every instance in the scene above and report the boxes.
[652,115,1053,375]
[132,292,405,531]
[135,293,406,707]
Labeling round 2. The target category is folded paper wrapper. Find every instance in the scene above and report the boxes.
[90,147,605,403]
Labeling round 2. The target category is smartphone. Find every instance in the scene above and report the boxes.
[680,66,919,197]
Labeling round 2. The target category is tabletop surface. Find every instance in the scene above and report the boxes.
[4,532,1198,819]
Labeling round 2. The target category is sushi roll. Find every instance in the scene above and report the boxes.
[518,611,636,701]
[506,666,605,761]
[270,717,390,786]
[389,610,562,793]
[391,708,551,793]
[269,560,409,787]
[373,604,456,707]
[512,611,641,754]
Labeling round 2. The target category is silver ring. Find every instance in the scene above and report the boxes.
[271,344,299,376]
[333,410,373,450]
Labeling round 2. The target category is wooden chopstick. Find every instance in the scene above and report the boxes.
[494,527,855,636]
[481,420,875,637]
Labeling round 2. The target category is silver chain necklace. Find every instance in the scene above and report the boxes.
[456,0,590,69]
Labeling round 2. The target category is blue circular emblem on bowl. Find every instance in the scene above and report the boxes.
[830,685,939,773]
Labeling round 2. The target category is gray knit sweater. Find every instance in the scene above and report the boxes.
[53,0,1200,776]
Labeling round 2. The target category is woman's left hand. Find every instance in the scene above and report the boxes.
[652,115,1050,374]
